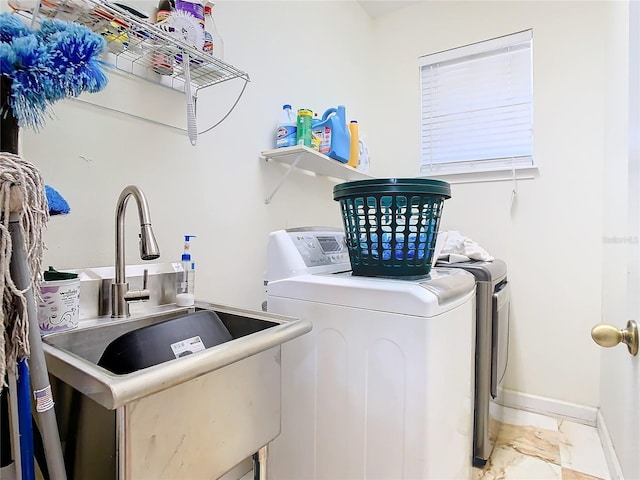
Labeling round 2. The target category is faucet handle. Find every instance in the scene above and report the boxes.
[123,269,152,305]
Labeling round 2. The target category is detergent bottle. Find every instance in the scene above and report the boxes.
[313,105,350,163]
[348,120,359,167]
[275,104,297,148]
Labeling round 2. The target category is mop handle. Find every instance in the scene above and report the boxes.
[8,211,67,480]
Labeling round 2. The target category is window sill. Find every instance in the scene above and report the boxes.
[419,166,538,184]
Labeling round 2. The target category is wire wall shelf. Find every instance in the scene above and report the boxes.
[12,0,250,96]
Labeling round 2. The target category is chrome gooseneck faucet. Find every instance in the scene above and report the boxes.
[111,185,160,318]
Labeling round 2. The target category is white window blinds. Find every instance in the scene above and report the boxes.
[419,30,533,175]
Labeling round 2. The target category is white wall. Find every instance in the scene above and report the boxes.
[16,0,375,311]
[370,1,616,408]
[5,0,625,410]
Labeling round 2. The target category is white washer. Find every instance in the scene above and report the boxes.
[265,227,477,480]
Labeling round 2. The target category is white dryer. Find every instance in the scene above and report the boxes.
[265,227,477,480]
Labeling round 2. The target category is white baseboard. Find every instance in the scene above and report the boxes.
[499,388,598,426]
[596,409,625,480]
[499,388,624,479]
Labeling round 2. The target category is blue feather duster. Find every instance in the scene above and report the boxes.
[0,12,108,130]
[0,13,30,42]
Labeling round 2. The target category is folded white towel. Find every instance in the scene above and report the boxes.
[435,230,494,264]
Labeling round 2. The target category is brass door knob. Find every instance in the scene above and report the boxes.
[591,320,638,356]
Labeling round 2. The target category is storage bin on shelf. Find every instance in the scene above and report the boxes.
[333,178,451,277]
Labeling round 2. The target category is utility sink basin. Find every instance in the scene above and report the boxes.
[42,301,311,410]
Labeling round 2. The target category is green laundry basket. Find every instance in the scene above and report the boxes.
[333,178,451,277]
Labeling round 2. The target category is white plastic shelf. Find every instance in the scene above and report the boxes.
[261,145,373,204]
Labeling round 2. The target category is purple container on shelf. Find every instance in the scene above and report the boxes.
[175,0,204,26]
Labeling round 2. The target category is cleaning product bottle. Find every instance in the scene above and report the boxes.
[314,105,350,163]
[152,0,174,75]
[176,235,196,306]
[156,0,174,26]
[311,112,323,151]
[203,2,224,60]
[348,120,359,167]
[296,108,313,147]
[202,8,213,55]
[358,136,370,173]
[276,104,297,148]
[174,0,204,27]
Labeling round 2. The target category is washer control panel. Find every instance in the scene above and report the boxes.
[266,227,352,282]
[289,231,349,267]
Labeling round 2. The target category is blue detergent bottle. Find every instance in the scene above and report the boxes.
[314,105,350,163]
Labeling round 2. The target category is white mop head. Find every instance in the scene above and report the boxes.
[0,152,48,385]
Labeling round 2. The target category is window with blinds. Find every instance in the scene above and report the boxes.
[419,30,533,176]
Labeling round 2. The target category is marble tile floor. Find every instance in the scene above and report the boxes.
[473,406,611,480]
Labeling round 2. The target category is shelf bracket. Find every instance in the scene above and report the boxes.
[264,154,303,204]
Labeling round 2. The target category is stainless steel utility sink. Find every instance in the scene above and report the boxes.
[42,301,311,410]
